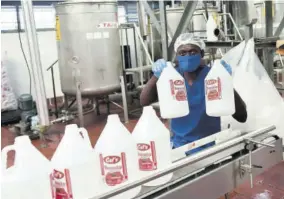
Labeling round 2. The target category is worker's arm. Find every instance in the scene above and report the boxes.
[232,90,247,123]
[140,76,158,106]
[140,59,167,106]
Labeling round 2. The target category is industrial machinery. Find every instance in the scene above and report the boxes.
[55,0,122,97]
[92,125,283,199]
[13,94,39,140]
[232,0,284,38]
[151,7,219,60]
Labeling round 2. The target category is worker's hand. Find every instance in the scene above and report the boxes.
[152,59,167,78]
[220,60,232,75]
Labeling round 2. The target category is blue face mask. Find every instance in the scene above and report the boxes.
[177,54,201,72]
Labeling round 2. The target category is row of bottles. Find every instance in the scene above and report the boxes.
[157,60,235,119]
[2,106,173,199]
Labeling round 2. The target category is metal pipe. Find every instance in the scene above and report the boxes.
[76,81,84,127]
[93,125,276,199]
[142,1,162,36]
[125,28,131,70]
[274,16,284,37]
[51,67,58,118]
[120,29,126,71]
[159,0,168,60]
[133,27,138,68]
[21,0,49,126]
[150,24,154,61]
[222,4,228,41]
[120,76,129,123]
[168,1,198,61]
[137,0,148,37]
[227,13,244,40]
[265,1,274,80]
[245,138,275,148]
[133,24,153,65]
[265,1,273,37]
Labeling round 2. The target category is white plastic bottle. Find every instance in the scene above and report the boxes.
[206,15,218,41]
[1,135,52,199]
[132,106,173,186]
[94,114,141,199]
[50,124,101,199]
[205,59,235,116]
[157,61,189,118]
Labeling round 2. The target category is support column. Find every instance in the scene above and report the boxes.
[264,1,274,80]
[21,0,49,126]
[159,0,168,60]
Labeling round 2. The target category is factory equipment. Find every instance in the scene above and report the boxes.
[231,0,284,38]
[55,1,122,97]
[151,7,218,60]
[93,125,283,199]
[13,94,39,140]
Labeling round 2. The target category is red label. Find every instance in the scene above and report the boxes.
[99,153,128,186]
[174,80,184,86]
[104,156,121,164]
[137,141,157,171]
[206,77,222,101]
[137,143,150,151]
[169,79,187,101]
[53,170,64,179]
[206,79,217,85]
[50,169,73,199]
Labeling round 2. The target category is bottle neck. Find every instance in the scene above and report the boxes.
[107,114,121,123]
[15,135,31,145]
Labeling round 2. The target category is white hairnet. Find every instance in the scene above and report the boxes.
[174,33,206,52]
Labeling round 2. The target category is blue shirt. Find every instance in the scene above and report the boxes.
[170,66,221,153]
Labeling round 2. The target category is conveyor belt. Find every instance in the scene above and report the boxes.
[92,126,283,199]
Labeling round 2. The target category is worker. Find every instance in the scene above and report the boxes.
[140,33,247,154]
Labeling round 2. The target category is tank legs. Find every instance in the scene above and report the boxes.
[106,96,110,115]
[95,98,100,115]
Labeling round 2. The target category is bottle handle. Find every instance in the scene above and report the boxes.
[78,127,92,148]
[2,145,15,173]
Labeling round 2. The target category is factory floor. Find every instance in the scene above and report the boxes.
[1,103,284,199]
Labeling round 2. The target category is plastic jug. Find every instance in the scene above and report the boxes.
[1,135,52,199]
[50,124,101,199]
[157,61,189,118]
[132,106,173,186]
[206,15,218,41]
[205,59,235,116]
[94,114,141,199]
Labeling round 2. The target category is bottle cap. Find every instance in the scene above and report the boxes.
[166,61,173,68]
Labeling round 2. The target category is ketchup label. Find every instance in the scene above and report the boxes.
[50,169,73,199]
[137,141,157,171]
[170,80,187,101]
[99,153,128,186]
[205,78,222,101]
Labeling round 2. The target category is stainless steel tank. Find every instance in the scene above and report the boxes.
[55,1,122,96]
[151,7,218,60]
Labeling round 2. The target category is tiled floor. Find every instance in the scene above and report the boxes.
[1,103,284,199]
